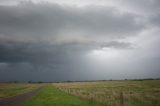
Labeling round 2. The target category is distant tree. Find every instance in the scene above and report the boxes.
[28,81,32,83]
[38,81,43,83]
[14,80,19,83]
[66,80,71,83]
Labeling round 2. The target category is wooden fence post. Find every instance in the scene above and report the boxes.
[120,92,124,106]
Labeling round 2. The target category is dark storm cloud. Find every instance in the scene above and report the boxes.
[0,39,99,81]
[0,39,132,64]
[0,0,159,81]
[0,40,73,64]
[0,38,134,81]
[0,1,140,70]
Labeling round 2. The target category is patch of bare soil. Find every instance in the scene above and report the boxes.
[0,85,44,106]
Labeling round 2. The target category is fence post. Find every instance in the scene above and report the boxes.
[120,92,124,106]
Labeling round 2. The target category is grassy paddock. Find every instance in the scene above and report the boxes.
[23,85,96,106]
[0,83,41,99]
[54,80,160,106]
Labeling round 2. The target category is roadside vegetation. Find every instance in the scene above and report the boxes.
[1,80,159,106]
[54,80,160,106]
[23,85,96,106]
[0,83,41,99]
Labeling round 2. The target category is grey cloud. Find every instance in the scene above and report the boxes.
[0,1,139,66]
[116,0,160,14]
[100,41,133,49]
[120,0,160,27]
[0,39,132,64]
[149,13,160,27]
[0,1,145,42]
[0,39,97,81]
[0,1,159,81]
[0,41,67,64]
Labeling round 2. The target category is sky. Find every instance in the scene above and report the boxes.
[0,0,160,81]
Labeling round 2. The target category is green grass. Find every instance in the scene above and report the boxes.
[1,81,159,106]
[54,80,160,106]
[0,83,41,99]
[23,85,96,106]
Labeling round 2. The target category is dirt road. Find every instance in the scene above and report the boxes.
[0,85,44,106]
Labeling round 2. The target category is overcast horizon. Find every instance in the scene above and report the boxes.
[0,0,160,82]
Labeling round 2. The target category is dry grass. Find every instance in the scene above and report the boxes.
[54,80,160,106]
[0,83,41,99]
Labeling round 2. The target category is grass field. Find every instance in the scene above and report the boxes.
[23,85,96,106]
[0,83,41,99]
[54,80,160,106]
[0,80,159,106]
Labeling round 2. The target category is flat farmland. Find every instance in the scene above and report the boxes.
[0,80,160,106]
[54,80,160,106]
